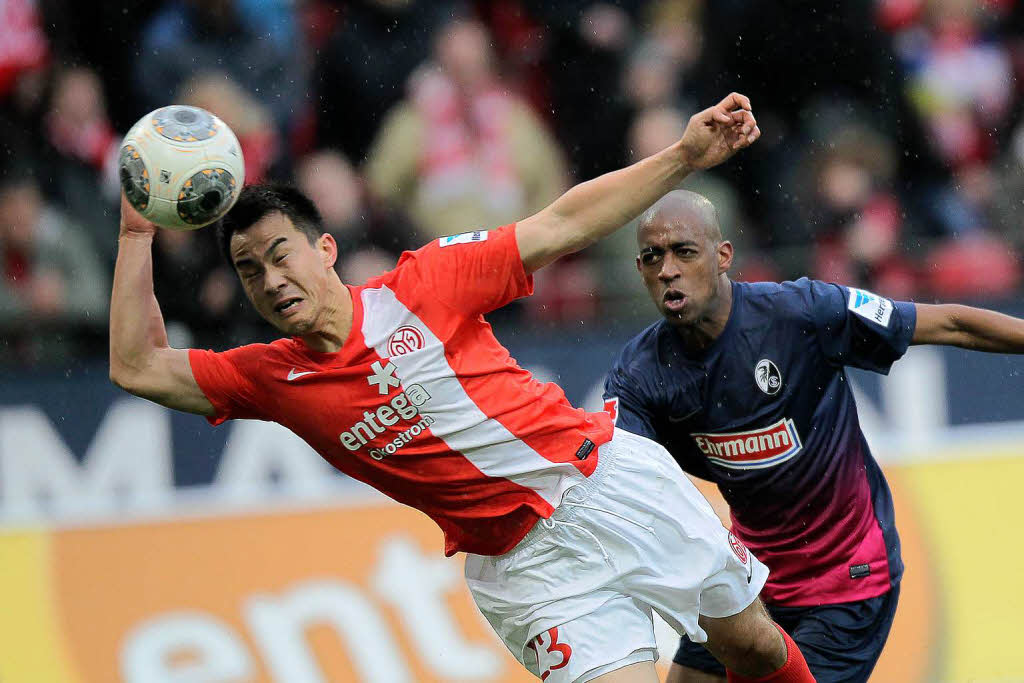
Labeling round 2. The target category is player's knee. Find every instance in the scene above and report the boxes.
[699,601,786,675]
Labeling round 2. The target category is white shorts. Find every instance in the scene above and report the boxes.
[465,428,769,683]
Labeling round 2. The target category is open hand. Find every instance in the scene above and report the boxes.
[119,192,158,237]
[679,92,760,170]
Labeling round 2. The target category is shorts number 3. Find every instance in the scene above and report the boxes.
[529,626,573,681]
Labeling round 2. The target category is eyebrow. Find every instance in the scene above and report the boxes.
[264,236,289,260]
[233,236,289,269]
[640,240,700,254]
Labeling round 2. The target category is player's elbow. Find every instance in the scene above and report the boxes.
[109,362,140,394]
[109,354,153,397]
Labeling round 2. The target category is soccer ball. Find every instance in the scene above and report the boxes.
[119,105,245,230]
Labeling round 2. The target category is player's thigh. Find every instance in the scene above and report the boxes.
[665,662,726,683]
[783,586,900,683]
[587,660,659,683]
[522,596,659,683]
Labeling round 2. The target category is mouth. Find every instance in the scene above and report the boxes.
[663,289,687,314]
[273,297,304,316]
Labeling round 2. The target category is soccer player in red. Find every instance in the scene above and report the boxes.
[110,93,814,683]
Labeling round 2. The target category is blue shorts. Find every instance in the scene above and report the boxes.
[672,584,900,683]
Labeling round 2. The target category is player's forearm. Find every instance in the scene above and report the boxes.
[953,305,1024,352]
[518,142,693,271]
[915,303,1024,352]
[109,233,170,384]
[550,141,692,247]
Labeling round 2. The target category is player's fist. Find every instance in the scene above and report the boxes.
[679,92,760,170]
[119,191,158,237]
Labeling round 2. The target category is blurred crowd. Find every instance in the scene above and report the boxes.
[2,0,1023,365]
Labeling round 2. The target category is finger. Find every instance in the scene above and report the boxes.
[120,189,156,231]
[709,105,733,125]
[120,191,141,217]
[718,91,752,113]
[729,110,756,135]
[731,125,761,149]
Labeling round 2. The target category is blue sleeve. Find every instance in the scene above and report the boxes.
[805,280,917,374]
[603,363,660,442]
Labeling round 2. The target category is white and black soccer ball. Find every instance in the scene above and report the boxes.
[119,105,245,230]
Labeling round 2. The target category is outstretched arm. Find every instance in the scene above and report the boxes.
[109,194,215,415]
[913,303,1024,353]
[515,93,760,273]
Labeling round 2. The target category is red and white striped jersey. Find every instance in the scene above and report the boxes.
[189,224,613,555]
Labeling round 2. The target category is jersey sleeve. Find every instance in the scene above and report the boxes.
[391,223,533,316]
[803,279,917,374]
[188,345,273,425]
[603,363,660,441]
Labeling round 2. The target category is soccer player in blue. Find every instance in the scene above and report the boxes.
[603,190,1024,682]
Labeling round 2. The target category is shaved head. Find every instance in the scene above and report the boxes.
[638,190,722,246]
[635,189,733,336]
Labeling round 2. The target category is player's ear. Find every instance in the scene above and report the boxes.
[318,232,338,269]
[718,240,734,273]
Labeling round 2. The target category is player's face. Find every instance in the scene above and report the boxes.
[230,212,338,335]
[636,220,731,326]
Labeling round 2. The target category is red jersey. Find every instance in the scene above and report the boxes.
[189,224,613,556]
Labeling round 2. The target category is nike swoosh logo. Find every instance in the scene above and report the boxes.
[287,369,317,381]
[746,558,753,584]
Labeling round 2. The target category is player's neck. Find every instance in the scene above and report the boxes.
[298,281,354,353]
[673,277,733,353]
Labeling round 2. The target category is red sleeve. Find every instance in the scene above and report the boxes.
[392,223,533,316]
[188,344,272,425]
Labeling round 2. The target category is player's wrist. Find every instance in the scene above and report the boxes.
[669,140,698,177]
[119,226,157,242]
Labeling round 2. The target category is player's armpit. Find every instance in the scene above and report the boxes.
[110,347,216,416]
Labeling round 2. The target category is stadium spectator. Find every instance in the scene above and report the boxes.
[785,117,917,299]
[176,73,282,184]
[151,228,248,350]
[364,17,568,242]
[314,0,455,163]
[522,1,641,178]
[0,0,49,100]
[133,0,306,139]
[336,245,400,285]
[895,0,1016,170]
[41,66,119,261]
[3,0,1024,365]
[295,149,417,260]
[0,172,107,363]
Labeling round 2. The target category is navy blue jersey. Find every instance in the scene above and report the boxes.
[604,278,916,606]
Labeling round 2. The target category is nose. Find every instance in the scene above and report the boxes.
[263,266,287,296]
[658,254,681,282]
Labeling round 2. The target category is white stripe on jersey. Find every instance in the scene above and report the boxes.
[361,285,584,507]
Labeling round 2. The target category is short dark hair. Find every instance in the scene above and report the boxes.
[216,183,324,264]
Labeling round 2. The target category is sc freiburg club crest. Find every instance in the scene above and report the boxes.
[754,359,782,395]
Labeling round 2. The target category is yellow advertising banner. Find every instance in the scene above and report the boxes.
[1,454,1022,681]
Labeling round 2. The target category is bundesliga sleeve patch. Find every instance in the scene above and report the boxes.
[847,287,893,328]
[439,230,488,247]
